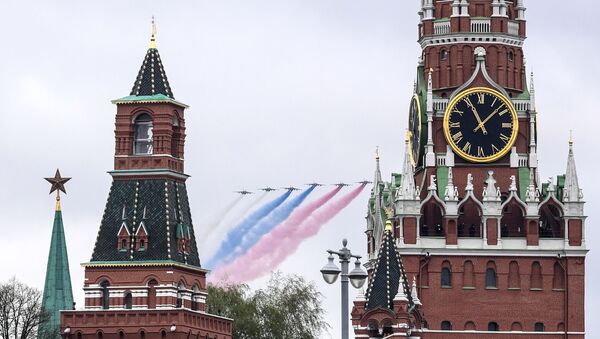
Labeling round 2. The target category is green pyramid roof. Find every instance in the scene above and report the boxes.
[39,202,74,338]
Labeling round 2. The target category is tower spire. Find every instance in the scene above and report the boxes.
[39,170,74,337]
[150,16,157,49]
[563,134,582,202]
[398,135,417,200]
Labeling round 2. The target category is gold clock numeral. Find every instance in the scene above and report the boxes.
[449,121,460,128]
[498,108,509,116]
[452,131,463,143]
[502,123,513,128]
[453,109,464,116]
[478,146,485,157]
[491,97,498,107]
[477,93,485,105]
[499,133,510,144]
[463,97,474,109]
[462,142,472,154]
[491,144,500,153]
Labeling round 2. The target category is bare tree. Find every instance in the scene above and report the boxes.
[0,278,50,339]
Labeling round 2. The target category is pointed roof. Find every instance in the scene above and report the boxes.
[129,47,174,98]
[563,137,582,202]
[365,221,412,310]
[398,137,417,200]
[40,195,74,336]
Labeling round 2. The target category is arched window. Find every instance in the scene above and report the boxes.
[508,50,514,62]
[488,322,500,331]
[100,281,110,310]
[191,284,200,311]
[161,330,167,339]
[539,201,563,238]
[134,113,153,155]
[463,261,475,288]
[553,262,565,290]
[124,292,132,309]
[139,240,145,250]
[465,321,476,330]
[382,319,393,335]
[420,200,444,237]
[441,49,449,60]
[368,320,379,336]
[147,279,158,309]
[530,262,543,290]
[97,331,104,339]
[508,261,521,289]
[485,262,497,288]
[511,322,523,331]
[77,332,83,339]
[118,331,125,339]
[176,282,185,308]
[441,321,452,330]
[535,322,545,332]
[441,261,452,287]
[458,199,482,238]
[501,199,525,237]
[121,239,127,250]
[140,331,146,339]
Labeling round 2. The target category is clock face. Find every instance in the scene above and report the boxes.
[408,94,422,166]
[443,87,518,163]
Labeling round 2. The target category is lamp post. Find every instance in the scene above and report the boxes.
[320,239,368,339]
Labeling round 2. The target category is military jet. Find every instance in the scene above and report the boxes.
[259,187,278,192]
[282,186,301,191]
[357,180,373,185]
[333,183,351,187]
[234,190,254,195]
[306,183,324,187]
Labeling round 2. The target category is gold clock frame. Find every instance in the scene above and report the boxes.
[407,94,422,166]
[443,87,519,163]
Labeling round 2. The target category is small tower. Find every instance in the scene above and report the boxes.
[39,169,74,338]
[59,20,232,339]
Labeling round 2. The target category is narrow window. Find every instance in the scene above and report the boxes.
[441,321,452,330]
[508,261,521,289]
[511,322,523,331]
[463,261,475,288]
[121,239,127,250]
[485,262,497,288]
[134,113,153,155]
[488,322,500,331]
[441,49,449,60]
[100,281,110,310]
[465,321,476,330]
[441,261,452,287]
[553,262,565,290]
[535,322,545,332]
[140,240,145,250]
[124,292,133,309]
[508,51,514,62]
[530,262,543,290]
[176,282,185,308]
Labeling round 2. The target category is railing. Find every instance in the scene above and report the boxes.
[436,155,446,167]
[470,18,491,33]
[512,99,530,112]
[434,20,451,35]
[518,155,529,167]
[508,21,520,36]
[433,98,448,112]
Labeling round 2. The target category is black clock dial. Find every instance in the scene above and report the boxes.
[408,95,422,165]
[444,88,518,163]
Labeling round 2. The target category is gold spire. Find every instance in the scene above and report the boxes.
[385,220,393,231]
[569,130,574,146]
[150,16,157,49]
[375,146,380,161]
[55,190,61,212]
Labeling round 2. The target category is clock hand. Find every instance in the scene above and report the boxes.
[466,103,488,135]
[473,105,504,133]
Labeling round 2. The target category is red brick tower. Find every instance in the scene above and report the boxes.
[60,22,232,339]
[362,1,587,337]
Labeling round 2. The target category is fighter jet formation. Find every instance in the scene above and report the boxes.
[234,181,370,195]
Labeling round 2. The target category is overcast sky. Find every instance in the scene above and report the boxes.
[0,1,598,338]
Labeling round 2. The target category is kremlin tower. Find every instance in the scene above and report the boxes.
[357,1,587,337]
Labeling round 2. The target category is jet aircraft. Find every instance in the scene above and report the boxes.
[259,187,278,192]
[234,190,254,195]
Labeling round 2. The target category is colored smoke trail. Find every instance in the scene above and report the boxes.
[200,195,245,240]
[205,190,292,268]
[201,192,269,258]
[211,184,366,283]
[215,185,317,268]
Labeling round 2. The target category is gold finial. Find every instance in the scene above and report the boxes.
[55,191,61,211]
[569,130,574,146]
[385,220,393,231]
[150,16,157,49]
[405,129,410,143]
[375,146,380,161]
[428,68,433,75]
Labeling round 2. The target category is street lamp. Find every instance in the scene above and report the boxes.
[320,239,367,339]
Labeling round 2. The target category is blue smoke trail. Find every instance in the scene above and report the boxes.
[206,190,292,268]
[218,185,317,266]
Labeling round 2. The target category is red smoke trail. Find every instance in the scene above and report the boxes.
[210,183,366,283]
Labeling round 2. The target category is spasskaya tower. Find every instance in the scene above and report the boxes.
[357,1,587,338]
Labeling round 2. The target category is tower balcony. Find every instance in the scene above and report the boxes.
[425,18,523,38]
